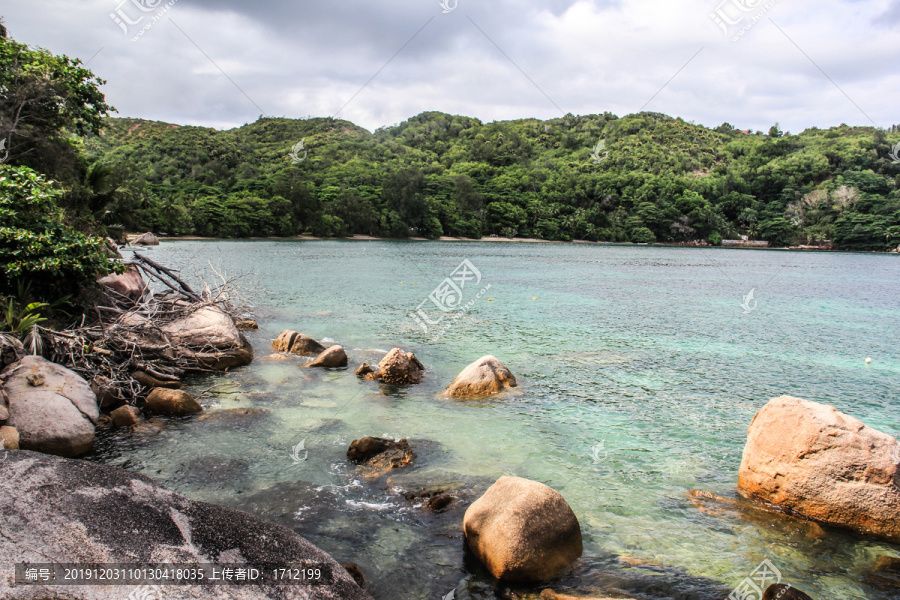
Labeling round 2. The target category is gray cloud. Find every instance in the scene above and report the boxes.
[2,0,897,133]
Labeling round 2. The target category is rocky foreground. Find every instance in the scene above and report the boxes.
[0,451,372,600]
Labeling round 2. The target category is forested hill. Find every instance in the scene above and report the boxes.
[84,111,900,249]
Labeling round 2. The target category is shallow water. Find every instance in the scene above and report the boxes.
[88,241,900,600]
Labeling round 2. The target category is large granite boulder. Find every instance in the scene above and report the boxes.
[0,451,372,600]
[160,306,254,370]
[738,396,900,540]
[378,348,425,384]
[273,331,326,355]
[98,266,148,306]
[463,476,582,582]
[443,355,517,397]
[2,356,98,457]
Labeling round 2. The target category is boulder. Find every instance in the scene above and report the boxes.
[463,476,582,583]
[110,405,143,427]
[98,266,148,305]
[131,231,159,245]
[308,345,348,369]
[160,306,254,370]
[132,370,182,389]
[2,356,99,457]
[378,348,425,384]
[145,388,203,415]
[762,584,813,600]
[0,425,19,449]
[0,451,373,600]
[443,355,517,397]
[738,396,900,540]
[273,331,326,355]
[347,437,413,468]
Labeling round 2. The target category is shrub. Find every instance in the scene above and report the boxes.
[0,165,123,301]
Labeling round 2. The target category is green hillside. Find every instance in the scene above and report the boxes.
[84,111,900,249]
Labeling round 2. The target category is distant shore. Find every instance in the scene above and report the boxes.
[135,234,900,253]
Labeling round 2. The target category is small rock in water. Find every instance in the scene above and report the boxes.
[273,330,326,355]
[236,319,258,331]
[144,389,203,415]
[307,345,349,369]
[377,348,425,385]
[866,357,872,364]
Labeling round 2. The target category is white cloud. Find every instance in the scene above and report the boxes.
[1,0,897,133]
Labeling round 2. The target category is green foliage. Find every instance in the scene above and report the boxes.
[0,165,124,300]
[82,111,900,250]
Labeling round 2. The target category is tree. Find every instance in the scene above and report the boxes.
[0,165,122,300]
[0,28,114,181]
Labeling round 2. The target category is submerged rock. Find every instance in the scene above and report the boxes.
[308,345,349,368]
[236,319,259,331]
[2,356,99,457]
[355,363,378,379]
[347,436,413,470]
[463,476,582,583]
[0,451,373,600]
[273,330,326,355]
[738,395,900,540]
[443,355,517,397]
[145,388,203,415]
[377,348,425,384]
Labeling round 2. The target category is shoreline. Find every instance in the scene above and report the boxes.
[135,234,900,253]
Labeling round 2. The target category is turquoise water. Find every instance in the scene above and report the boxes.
[89,241,900,600]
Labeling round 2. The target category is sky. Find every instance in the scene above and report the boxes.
[3,0,899,133]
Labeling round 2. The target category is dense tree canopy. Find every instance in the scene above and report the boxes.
[83,111,900,250]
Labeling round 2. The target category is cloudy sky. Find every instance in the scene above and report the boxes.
[4,0,898,133]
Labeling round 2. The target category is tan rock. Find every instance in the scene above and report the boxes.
[738,396,900,540]
[443,355,517,397]
[308,345,348,369]
[132,371,182,389]
[464,476,582,583]
[355,363,377,379]
[0,426,19,450]
[236,319,258,331]
[378,348,425,385]
[273,331,326,355]
[110,405,143,427]
[145,389,202,415]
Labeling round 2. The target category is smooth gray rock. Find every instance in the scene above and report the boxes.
[3,356,98,457]
[0,451,373,600]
